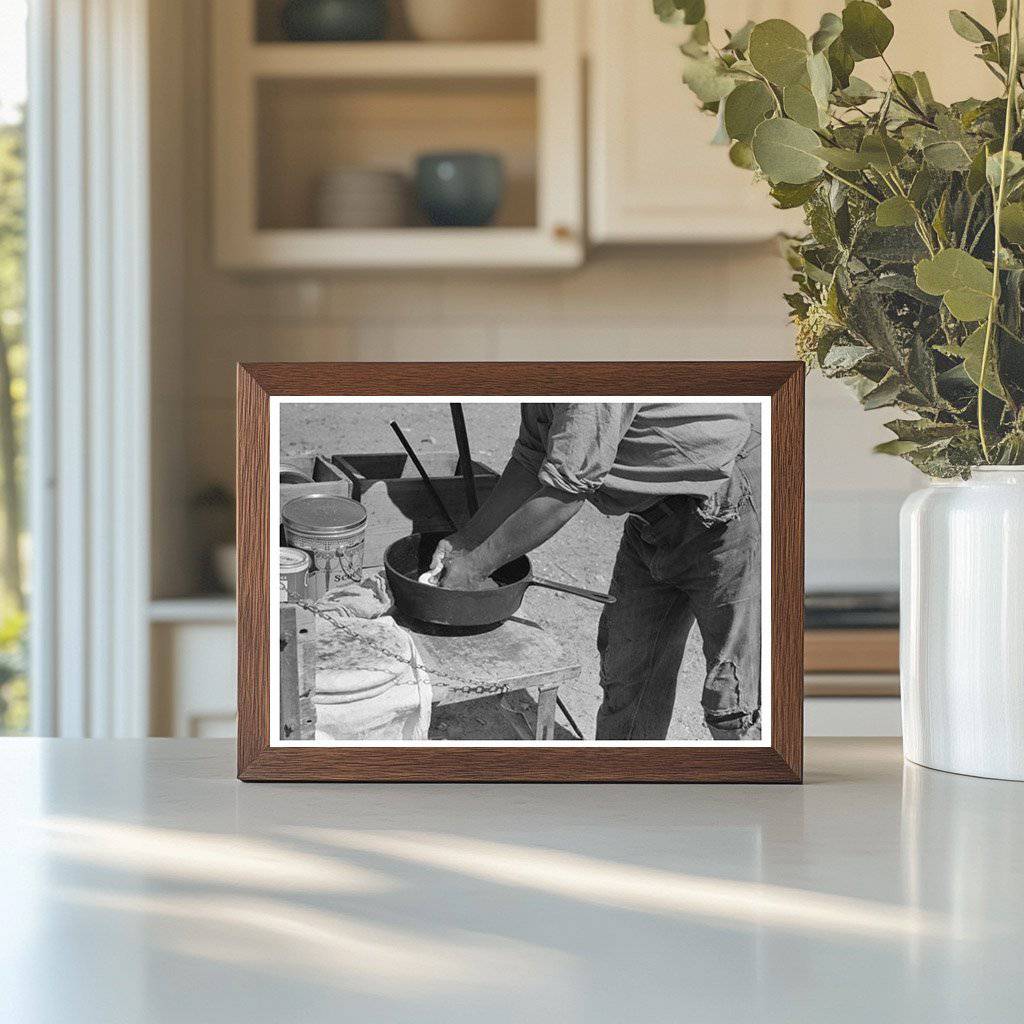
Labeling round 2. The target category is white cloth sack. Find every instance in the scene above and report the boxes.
[311,576,432,741]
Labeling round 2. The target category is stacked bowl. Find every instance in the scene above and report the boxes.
[314,167,409,229]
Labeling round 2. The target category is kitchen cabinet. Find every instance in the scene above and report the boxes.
[587,1,811,243]
[211,0,583,269]
[150,601,237,738]
[208,0,1006,265]
[587,0,999,244]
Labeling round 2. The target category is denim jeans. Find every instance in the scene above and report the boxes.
[595,442,761,741]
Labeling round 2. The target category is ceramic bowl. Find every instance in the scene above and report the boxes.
[281,0,388,42]
[414,152,505,228]
[403,0,534,42]
[315,168,409,228]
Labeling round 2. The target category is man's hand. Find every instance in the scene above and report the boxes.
[439,548,498,591]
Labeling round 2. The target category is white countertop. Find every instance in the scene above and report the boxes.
[1,738,1021,1023]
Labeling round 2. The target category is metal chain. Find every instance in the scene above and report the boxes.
[296,602,512,697]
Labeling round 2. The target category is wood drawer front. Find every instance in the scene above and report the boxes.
[804,629,899,675]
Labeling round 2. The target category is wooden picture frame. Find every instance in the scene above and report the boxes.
[237,362,804,782]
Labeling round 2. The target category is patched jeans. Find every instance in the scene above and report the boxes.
[596,444,761,741]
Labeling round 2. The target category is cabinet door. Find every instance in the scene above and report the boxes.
[588,0,999,244]
[588,1,813,243]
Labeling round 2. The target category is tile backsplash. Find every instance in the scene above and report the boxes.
[168,247,917,595]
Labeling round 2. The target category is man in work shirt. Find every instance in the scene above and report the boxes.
[434,403,762,741]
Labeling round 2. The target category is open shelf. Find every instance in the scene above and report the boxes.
[213,0,581,268]
[249,42,544,78]
[221,227,578,269]
[254,0,538,45]
[257,76,538,232]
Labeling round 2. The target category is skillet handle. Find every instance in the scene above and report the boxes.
[529,577,616,605]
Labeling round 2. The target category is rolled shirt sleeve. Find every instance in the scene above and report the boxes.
[511,403,639,496]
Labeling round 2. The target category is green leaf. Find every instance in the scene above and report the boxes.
[681,55,737,103]
[681,0,705,25]
[979,33,1014,73]
[821,341,874,374]
[654,0,705,25]
[909,165,936,205]
[783,83,822,128]
[689,20,710,46]
[986,150,1024,190]
[724,20,755,53]
[748,19,810,87]
[723,81,775,143]
[846,282,910,371]
[932,190,951,247]
[836,75,877,104]
[967,143,993,193]
[875,196,918,228]
[770,179,820,209]
[1000,202,1024,242]
[948,10,993,44]
[860,133,905,173]
[842,1,895,60]
[808,198,840,248]
[814,145,872,170]
[855,226,929,263]
[680,36,707,58]
[923,141,973,171]
[827,35,855,89]
[728,140,757,169]
[752,117,827,184]
[908,334,941,403]
[993,0,1008,24]
[862,374,902,409]
[870,273,937,305]
[959,324,1007,398]
[892,72,919,102]
[912,71,935,105]
[653,0,676,23]
[874,439,922,456]
[915,249,994,321]
[810,12,843,54]
[807,51,833,110]
[885,418,963,443]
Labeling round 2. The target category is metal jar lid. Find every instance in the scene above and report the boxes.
[280,547,311,573]
[281,494,367,536]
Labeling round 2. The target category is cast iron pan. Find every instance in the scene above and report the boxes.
[385,532,615,627]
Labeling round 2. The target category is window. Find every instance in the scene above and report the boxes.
[0,0,28,734]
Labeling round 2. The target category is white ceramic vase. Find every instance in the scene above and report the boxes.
[900,467,1024,780]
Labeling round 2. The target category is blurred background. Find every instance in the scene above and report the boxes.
[0,0,999,740]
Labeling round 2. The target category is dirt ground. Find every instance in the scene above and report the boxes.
[280,401,710,740]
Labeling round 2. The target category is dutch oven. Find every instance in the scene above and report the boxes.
[384,532,615,628]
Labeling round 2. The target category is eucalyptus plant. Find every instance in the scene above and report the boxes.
[658,0,1024,474]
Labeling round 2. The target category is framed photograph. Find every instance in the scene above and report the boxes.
[237,362,804,782]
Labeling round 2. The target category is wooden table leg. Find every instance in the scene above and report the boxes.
[536,685,559,741]
[280,604,317,741]
[279,605,300,741]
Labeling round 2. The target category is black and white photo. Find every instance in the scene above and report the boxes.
[271,397,769,746]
